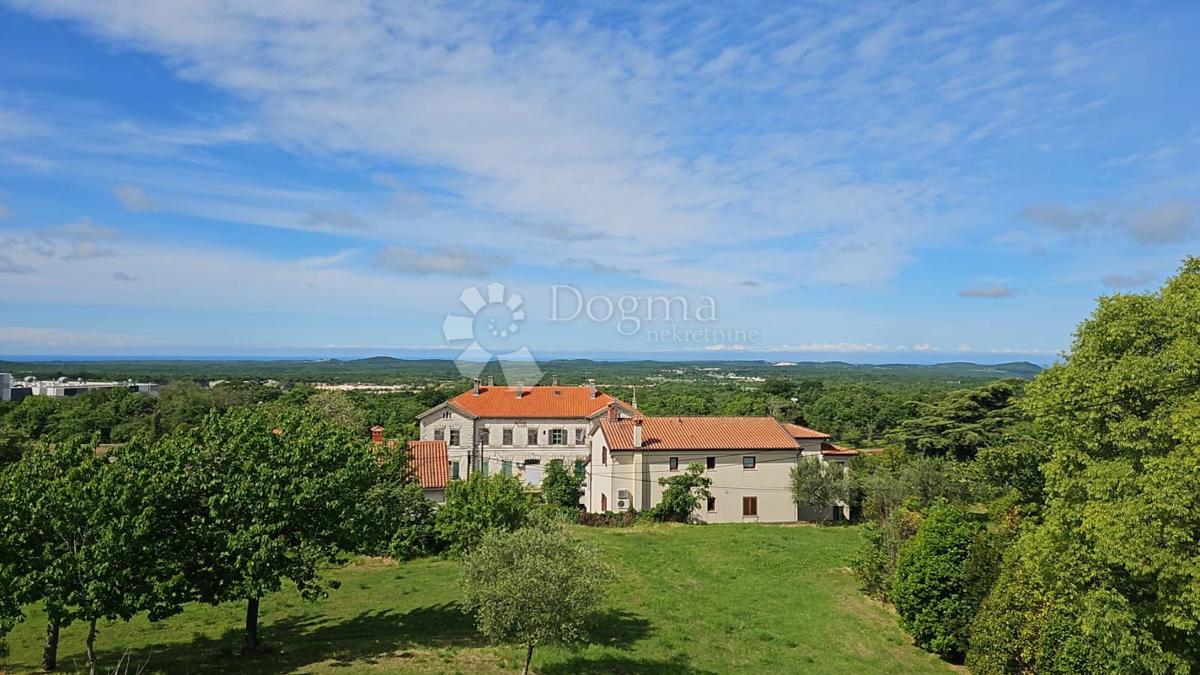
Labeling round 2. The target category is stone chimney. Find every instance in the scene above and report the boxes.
[551,374,558,386]
[607,401,619,421]
[472,378,481,395]
[515,382,524,398]
[633,418,643,448]
[487,375,494,387]
[588,378,597,398]
[370,425,384,444]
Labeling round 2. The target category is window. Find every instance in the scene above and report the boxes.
[441,411,451,419]
[601,493,608,511]
[742,496,758,516]
[528,428,538,445]
[433,428,444,441]
[602,446,608,465]
[706,456,716,470]
[479,459,489,476]
[502,460,512,476]
[669,457,679,471]
[707,496,717,512]
[525,458,541,466]
[502,429,513,446]
[549,429,567,445]
[449,429,460,447]
[742,456,756,470]
[480,428,490,446]
[451,461,460,480]
[574,458,585,476]
[575,428,586,445]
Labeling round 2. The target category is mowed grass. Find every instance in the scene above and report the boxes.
[1,524,953,674]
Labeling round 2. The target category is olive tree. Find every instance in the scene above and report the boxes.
[462,523,609,675]
[651,462,711,522]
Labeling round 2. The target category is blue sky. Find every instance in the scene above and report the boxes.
[0,1,1198,364]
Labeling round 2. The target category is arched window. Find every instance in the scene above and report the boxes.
[602,446,608,465]
[601,493,608,511]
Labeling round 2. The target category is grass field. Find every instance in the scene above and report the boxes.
[1,524,953,674]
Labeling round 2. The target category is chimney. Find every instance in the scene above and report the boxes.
[588,378,597,398]
[487,375,494,387]
[633,418,643,448]
[371,425,384,444]
[631,386,638,410]
[607,401,618,421]
[515,382,524,398]
[473,378,481,396]
[551,374,558,386]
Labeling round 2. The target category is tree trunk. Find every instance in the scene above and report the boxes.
[242,597,260,654]
[522,643,534,675]
[41,620,60,671]
[85,618,97,675]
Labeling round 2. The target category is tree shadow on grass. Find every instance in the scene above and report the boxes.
[78,602,484,674]
[540,653,716,675]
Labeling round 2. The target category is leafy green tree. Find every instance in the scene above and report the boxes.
[0,422,31,466]
[159,407,376,653]
[541,459,585,509]
[892,505,986,660]
[155,380,216,435]
[651,462,712,522]
[887,380,1025,459]
[354,475,440,560]
[974,441,1048,514]
[462,522,609,675]
[969,258,1200,673]
[305,389,366,431]
[436,473,534,556]
[0,436,188,673]
[789,457,846,521]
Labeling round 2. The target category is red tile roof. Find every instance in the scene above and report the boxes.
[407,440,449,489]
[445,385,629,419]
[600,416,801,451]
[783,423,831,440]
[820,442,859,457]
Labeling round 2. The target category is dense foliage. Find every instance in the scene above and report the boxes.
[540,459,586,509]
[462,521,609,675]
[650,463,712,522]
[788,457,847,520]
[435,473,536,556]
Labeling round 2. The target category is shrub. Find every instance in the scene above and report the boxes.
[435,473,534,556]
[576,509,640,528]
[892,505,985,660]
[650,463,711,522]
[540,459,585,509]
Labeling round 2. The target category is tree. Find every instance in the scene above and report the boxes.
[969,258,1200,672]
[651,462,712,522]
[305,389,366,431]
[159,407,376,653]
[462,522,609,675]
[0,436,188,673]
[789,457,846,521]
[892,505,986,660]
[435,472,534,556]
[541,459,585,509]
[886,380,1026,460]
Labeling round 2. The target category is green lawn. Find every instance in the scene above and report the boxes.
[2,524,953,674]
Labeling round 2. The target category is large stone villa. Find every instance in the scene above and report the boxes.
[405,379,867,521]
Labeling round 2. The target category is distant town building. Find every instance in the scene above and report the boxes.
[416,377,636,488]
[0,374,159,399]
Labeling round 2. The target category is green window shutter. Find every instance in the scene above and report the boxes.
[480,459,489,476]
[574,458,585,476]
[502,460,512,477]
[451,461,460,480]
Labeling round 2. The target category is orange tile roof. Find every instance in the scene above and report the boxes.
[446,385,628,419]
[783,422,831,439]
[407,440,449,489]
[820,442,859,457]
[600,416,801,451]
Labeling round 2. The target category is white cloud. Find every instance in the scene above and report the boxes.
[1022,199,1197,245]
[959,286,1015,298]
[45,216,116,240]
[62,240,117,260]
[113,183,157,211]
[0,255,36,275]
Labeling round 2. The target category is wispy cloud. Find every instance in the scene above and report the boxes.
[376,245,508,277]
[564,257,641,276]
[113,183,157,211]
[62,241,117,260]
[958,286,1016,298]
[1021,200,1197,245]
[298,209,368,231]
[112,271,138,282]
[1100,271,1154,288]
[0,255,36,275]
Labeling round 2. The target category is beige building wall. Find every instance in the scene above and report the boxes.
[586,428,843,523]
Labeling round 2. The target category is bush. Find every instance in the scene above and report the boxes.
[850,506,921,601]
[576,509,640,528]
[541,459,585,509]
[892,505,986,660]
[435,473,534,556]
[650,463,711,522]
[355,479,440,560]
